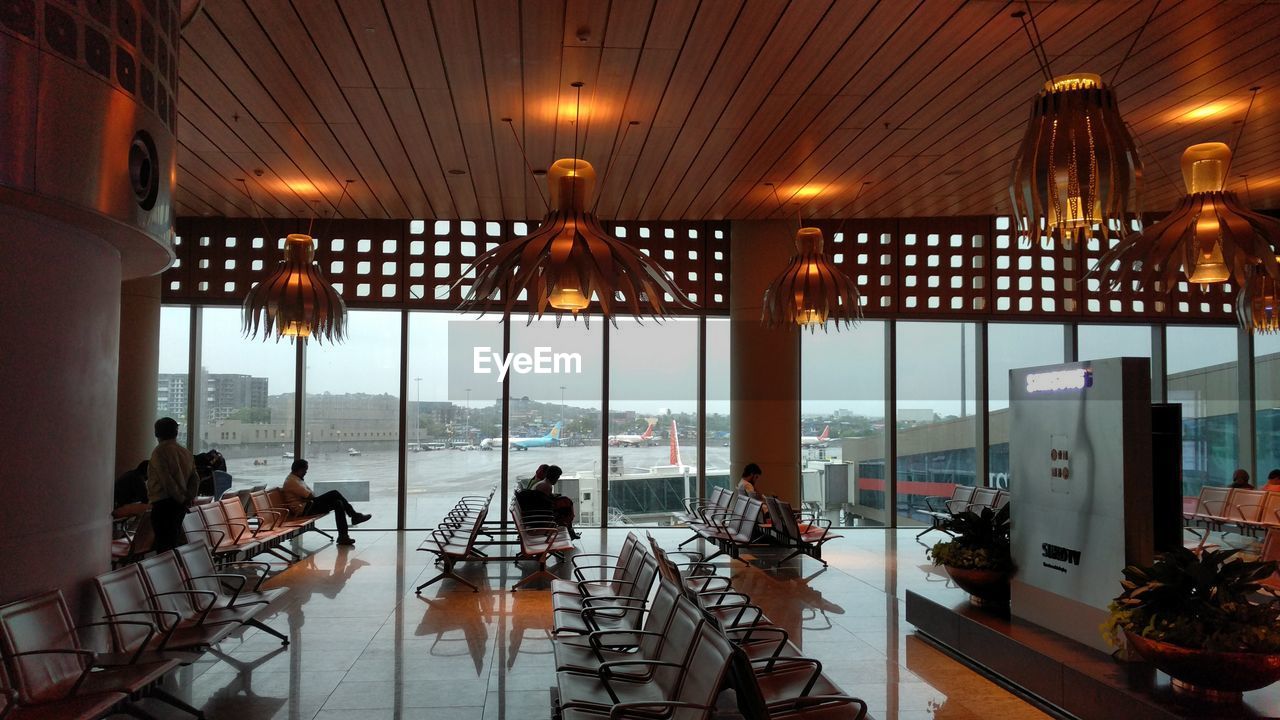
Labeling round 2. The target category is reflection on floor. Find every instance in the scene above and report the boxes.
[106,529,1049,720]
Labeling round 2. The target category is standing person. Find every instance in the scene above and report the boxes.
[1230,468,1254,490]
[281,459,371,546]
[147,417,200,553]
[1264,469,1280,492]
[737,463,762,496]
[533,465,579,540]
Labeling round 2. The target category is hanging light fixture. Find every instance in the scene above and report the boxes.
[1008,6,1147,249]
[458,84,689,323]
[1239,264,1280,334]
[762,226,862,332]
[1095,88,1279,300]
[242,233,347,344]
[1009,71,1143,249]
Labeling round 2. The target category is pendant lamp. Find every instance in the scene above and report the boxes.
[459,157,689,323]
[761,227,862,332]
[242,233,347,344]
[1009,72,1143,249]
[1239,265,1280,335]
[1096,142,1280,292]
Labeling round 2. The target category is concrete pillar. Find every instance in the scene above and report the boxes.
[116,276,162,475]
[729,220,801,504]
[0,207,122,612]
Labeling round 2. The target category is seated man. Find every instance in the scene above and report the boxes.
[532,464,579,540]
[282,458,371,546]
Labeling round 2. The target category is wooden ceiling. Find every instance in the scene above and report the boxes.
[175,0,1280,222]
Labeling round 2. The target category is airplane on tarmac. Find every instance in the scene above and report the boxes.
[480,422,563,451]
[609,419,656,447]
[801,425,830,447]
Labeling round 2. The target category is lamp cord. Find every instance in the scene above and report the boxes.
[1111,1,1160,87]
[503,118,549,212]
[1014,2,1053,84]
[1224,86,1260,182]
[594,120,639,215]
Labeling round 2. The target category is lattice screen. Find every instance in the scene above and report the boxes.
[169,218,731,316]
[167,216,1235,325]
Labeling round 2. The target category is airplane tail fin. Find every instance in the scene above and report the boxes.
[641,418,656,440]
[670,420,682,466]
[549,422,563,439]
[819,425,830,441]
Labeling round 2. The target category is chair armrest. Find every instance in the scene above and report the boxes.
[751,656,824,697]
[5,649,95,696]
[186,573,247,605]
[76,620,157,662]
[596,660,687,702]
[725,625,790,657]
[789,695,869,719]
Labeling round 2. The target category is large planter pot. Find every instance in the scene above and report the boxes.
[943,565,1011,607]
[1125,630,1280,703]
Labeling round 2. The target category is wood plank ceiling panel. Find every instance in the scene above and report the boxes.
[176,0,1280,219]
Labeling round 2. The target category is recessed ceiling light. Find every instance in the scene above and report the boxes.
[448,169,466,175]
[532,169,547,176]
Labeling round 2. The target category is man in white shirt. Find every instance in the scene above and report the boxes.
[281,458,370,545]
[147,417,199,553]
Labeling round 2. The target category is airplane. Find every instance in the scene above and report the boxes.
[801,425,830,447]
[609,419,656,447]
[347,447,362,456]
[480,422,562,451]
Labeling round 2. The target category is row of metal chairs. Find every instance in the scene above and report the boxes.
[548,532,867,719]
[918,486,1010,540]
[678,487,766,562]
[182,489,332,564]
[0,540,286,719]
[763,496,843,567]
[509,495,577,591]
[416,491,496,593]
[1185,486,1280,544]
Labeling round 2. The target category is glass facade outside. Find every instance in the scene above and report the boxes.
[193,307,296,491]
[1167,325,1239,497]
[303,310,402,529]
[160,303,1272,528]
[895,322,976,527]
[800,321,887,527]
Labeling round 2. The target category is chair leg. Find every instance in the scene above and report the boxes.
[151,687,206,718]
[775,548,804,567]
[246,618,289,645]
[311,526,334,540]
[120,702,163,720]
[512,555,556,591]
[677,534,700,548]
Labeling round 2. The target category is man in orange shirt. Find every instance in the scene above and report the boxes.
[1264,469,1280,492]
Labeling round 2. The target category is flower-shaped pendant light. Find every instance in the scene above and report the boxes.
[1097,142,1280,292]
[762,227,862,332]
[1239,266,1280,335]
[1010,72,1143,249]
[459,158,689,322]
[243,233,347,343]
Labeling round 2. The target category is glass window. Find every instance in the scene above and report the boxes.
[705,318,732,495]
[896,321,977,527]
[987,323,1065,490]
[801,321,887,527]
[608,318,700,524]
[406,313,503,528]
[303,310,401,528]
[1258,333,1280,481]
[156,306,191,446]
[1168,325,1238,497]
[507,318,603,526]
[1078,324,1151,363]
[195,307,296,492]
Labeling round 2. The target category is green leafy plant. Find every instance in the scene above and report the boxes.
[1103,546,1280,653]
[926,504,1012,571]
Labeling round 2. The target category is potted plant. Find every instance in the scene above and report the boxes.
[1103,546,1280,703]
[926,504,1013,606]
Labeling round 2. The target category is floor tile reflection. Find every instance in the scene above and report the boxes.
[105,528,1048,719]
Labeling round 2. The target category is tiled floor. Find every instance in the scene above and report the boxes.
[110,528,1051,720]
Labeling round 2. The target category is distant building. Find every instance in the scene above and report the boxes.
[157,371,269,424]
[156,373,188,421]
